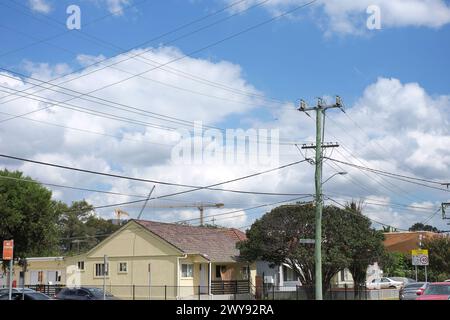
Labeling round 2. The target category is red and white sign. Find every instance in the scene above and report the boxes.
[2,240,14,260]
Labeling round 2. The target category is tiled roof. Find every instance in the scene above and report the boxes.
[134,220,247,263]
[383,231,439,254]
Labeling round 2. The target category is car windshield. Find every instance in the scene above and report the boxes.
[424,284,450,295]
[87,288,113,297]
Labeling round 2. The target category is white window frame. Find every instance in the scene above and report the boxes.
[94,263,109,278]
[181,263,193,278]
[118,262,128,274]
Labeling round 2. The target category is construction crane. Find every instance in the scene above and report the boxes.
[117,202,224,226]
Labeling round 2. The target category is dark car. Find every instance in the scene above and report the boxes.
[0,288,36,296]
[55,287,117,300]
[0,291,52,300]
[399,282,427,300]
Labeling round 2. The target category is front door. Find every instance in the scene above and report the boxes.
[199,264,208,294]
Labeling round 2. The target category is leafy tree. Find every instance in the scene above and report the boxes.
[381,252,413,278]
[238,203,383,299]
[58,200,120,254]
[423,236,450,281]
[409,223,439,233]
[0,170,60,262]
[344,201,386,298]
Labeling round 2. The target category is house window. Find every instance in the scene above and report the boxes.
[181,264,193,278]
[118,262,128,273]
[282,266,298,282]
[95,263,109,277]
[216,265,226,278]
[241,266,249,280]
[77,261,85,271]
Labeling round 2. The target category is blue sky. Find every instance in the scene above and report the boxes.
[1,0,450,231]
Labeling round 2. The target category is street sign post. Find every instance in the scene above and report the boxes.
[2,240,14,301]
[299,239,315,244]
[412,249,429,282]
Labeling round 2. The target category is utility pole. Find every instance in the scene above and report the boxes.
[298,96,343,300]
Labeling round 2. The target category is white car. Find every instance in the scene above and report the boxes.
[366,277,403,290]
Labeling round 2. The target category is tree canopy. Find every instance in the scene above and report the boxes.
[409,222,439,233]
[0,170,60,258]
[237,202,386,298]
[0,169,120,261]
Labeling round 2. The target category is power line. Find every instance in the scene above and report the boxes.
[181,195,313,224]
[326,157,450,193]
[0,81,301,146]
[0,0,287,109]
[0,153,309,210]
[0,0,316,126]
[200,196,314,225]
[325,196,409,231]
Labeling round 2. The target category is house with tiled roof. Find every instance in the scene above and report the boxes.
[383,231,440,254]
[10,219,256,300]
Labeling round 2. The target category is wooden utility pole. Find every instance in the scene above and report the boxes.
[298,96,343,300]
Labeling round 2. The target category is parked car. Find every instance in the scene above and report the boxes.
[0,288,35,296]
[367,277,403,289]
[390,277,416,286]
[416,282,450,300]
[55,287,118,300]
[0,291,52,300]
[399,282,427,300]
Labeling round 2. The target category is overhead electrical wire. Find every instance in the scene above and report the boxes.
[0,0,288,109]
[0,0,316,126]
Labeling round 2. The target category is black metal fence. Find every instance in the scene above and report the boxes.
[258,284,399,300]
[22,282,252,300]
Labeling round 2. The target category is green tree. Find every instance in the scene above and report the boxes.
[238,203,383,299]
[0,170,60,260]
[423,236,450,281]
[57,200,119,254]
[381,251,413,278]
[409,223,439,233]
[344,201,386,298]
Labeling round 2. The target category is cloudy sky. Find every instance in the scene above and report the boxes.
[0,0,449,231]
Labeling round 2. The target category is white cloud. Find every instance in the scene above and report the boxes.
[28,0,52,14]
[90,0,132,16]
[1,45,449,231]
[223,0,450,34]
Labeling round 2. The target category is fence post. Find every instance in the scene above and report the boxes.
[165,285,167,300]
[234,280,238,300]
[272,285,275,300]
[296,285,299,300]
[132,284,135,300]
[344,284,347,301]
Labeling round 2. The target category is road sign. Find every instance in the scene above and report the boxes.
[2,240,14,260]
[412,249,429,266]
[299,239,315,244]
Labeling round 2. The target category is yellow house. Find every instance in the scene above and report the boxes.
[11,219,256,300]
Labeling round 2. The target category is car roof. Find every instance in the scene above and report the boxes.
[428,282,450,285]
